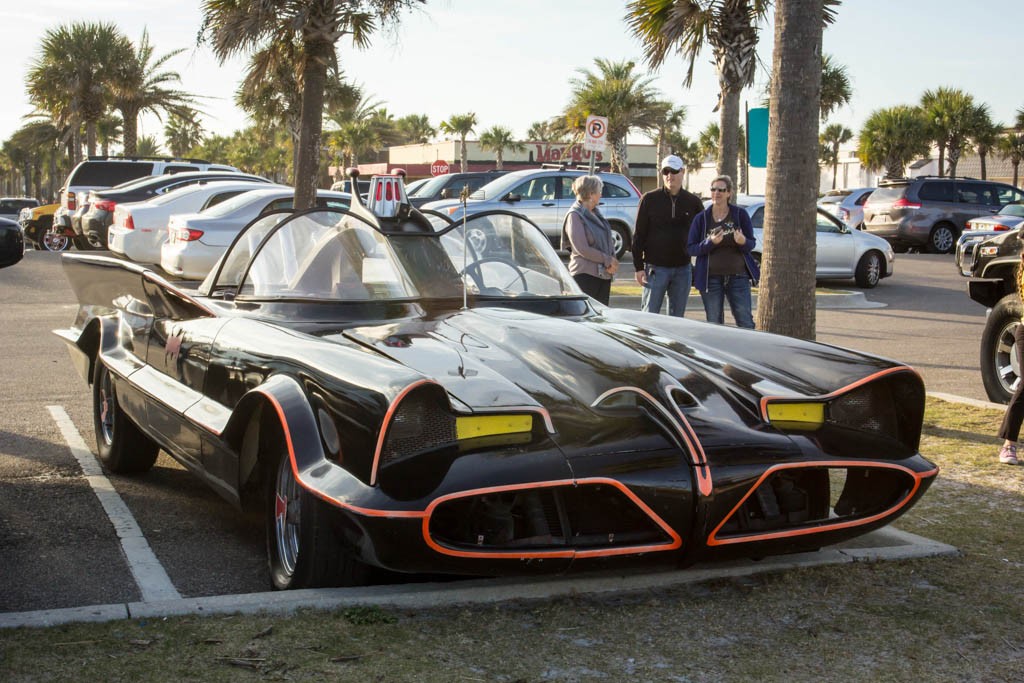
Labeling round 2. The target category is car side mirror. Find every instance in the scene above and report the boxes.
[503,193,521,203]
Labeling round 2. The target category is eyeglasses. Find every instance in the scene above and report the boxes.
[710,186,729,192]
[661,168,681,175]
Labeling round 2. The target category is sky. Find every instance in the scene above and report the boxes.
[4,0,1023,152]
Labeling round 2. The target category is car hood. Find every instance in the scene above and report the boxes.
[339,305,899,439]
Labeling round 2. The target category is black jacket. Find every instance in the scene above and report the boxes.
[631,187,705,270]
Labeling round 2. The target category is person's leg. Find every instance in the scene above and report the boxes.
[666,264,692,317]
[643,265,669,314]
[724,275,755,328]
[595,277,612,305]
[573,273,604,301]
[997,325,1024,464]
[701,275,726,324]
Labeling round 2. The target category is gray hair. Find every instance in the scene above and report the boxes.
[572,175,603,200]
[711,174,733,192]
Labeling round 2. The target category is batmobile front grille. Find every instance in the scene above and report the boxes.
[380,392,456,467]
[428,483,673,553]
[828,372,924,450]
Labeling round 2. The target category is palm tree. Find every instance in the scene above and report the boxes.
[396,114,435,145]
[325,90,383,175]
[440,112,478,173]
[200,0,420,209]
[757,0,834,339]
[96,115,123,157]
[329,120,381,168]
[110,30,194,156]
[626,0,768,183]
[1016,108,1024,131]
[972,115,1003,180]
[26,22,130,159]
[998,133,1024,188]
[652,104,687,159]
[563,59,664,176]
[135,135,162,157]
[819,54,852,121]
[920,87,988,177]
[820,123,852,190]
[479,126,525,170]
[666,132,703,190]
[697,122,720,162]
[526,119,568,143]
[858,106,931,179]
[164,109,205,157]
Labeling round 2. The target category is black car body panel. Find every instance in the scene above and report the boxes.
[56,180,937,587]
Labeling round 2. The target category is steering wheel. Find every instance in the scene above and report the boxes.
[461,257,529,293]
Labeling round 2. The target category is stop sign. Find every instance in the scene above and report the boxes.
[430,160,450,176]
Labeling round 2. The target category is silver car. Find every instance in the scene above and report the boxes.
[818,187,873,230]
[736,196,894,288]
[422,168,640,259]
[955,203,1024,275]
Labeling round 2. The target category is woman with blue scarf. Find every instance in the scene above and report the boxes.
[561,175,619,304]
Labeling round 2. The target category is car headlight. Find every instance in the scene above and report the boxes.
[765,402,825,431]
[979,246,1000,257]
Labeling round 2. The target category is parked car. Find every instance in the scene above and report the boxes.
[404,177,429,195]
[18,202,63,251]
[160,187,350,279]
[735,196,894,288]
[329,178,371,198]
[955,203,1024,275]
[54,185,936,590]
[0,217,24,267]
[862,176,1024,254]
[423,167,640,259]
[961,226,1023,403]
[817,187,873,230]
[406,171,508,208]
[54,156,238,250]
[109,180,285,264]
[82,171,271,250]
[0,197,39,222]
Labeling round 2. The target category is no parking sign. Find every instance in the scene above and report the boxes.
[583,115,608,152]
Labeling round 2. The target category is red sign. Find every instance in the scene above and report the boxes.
[430,160,450,176]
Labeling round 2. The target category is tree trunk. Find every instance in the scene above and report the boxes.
[496,151,503,170]
[1013,161,1019,188]
[612,137,629,176]
[121,106,139,156]
[980,151,988,179]
[717,86,741,183]
[948,146,960,178]
[831,154,839,189]
[294,38,331,210]
[459,137,467,173]
[755,0,822,340]
[937,143,945,177]
[85,121,97,158]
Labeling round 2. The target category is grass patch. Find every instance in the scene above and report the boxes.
[2,398,1022,682]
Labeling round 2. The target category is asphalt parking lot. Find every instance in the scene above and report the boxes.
[0,249,987,625]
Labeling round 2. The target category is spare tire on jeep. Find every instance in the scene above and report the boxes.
[980,293,1022,404]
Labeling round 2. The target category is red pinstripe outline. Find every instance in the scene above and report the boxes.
[706,460,939,546]
[759,366,922,423]
[421,478,682,559]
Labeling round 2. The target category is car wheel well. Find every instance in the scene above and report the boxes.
[232,399,282,510]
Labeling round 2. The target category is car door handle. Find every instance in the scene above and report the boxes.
[541,202,555,207]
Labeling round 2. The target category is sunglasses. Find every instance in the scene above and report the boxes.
[710,186,729,192]
[661,168,681,175]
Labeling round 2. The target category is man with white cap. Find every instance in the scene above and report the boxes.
[632,154,704,316]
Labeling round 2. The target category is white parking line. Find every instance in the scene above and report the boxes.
[47,406,181,603]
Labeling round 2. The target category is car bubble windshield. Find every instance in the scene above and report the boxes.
[438,213,581,298]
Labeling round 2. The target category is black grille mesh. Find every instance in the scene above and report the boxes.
[380,391,456,467]
[829,382,898,437]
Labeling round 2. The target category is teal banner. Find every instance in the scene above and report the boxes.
[747,107,769,168]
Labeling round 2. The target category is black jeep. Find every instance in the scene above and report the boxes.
[965,228,1024,402]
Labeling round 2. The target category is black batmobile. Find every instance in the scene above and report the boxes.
[56,175,938,590]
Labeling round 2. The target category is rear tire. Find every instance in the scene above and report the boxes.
[980,294,1022,404]
[926,222,957,254]
[854,251,882,288]
[611,223,631,260]
[42,232,71,252]
[92,360,160,473]
[265,429,370,590]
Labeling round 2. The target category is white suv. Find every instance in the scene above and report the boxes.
[422,168,641,258]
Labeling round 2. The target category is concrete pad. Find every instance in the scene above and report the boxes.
[0,526,958,630]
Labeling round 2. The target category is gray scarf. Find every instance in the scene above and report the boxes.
[562,200,613,256]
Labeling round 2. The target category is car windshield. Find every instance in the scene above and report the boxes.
[1000,204,1024,218]
[201,190,271,218]
[819,195,844,204]
[467,173,536,200]
[409,174,453,197]
[204,208,582,301]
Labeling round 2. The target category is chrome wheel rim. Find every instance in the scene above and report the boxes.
[995,320,1021,397]
[866,254,880,285]
[933,227,954,253]
[43,233,69,252]
[273,456,301,577]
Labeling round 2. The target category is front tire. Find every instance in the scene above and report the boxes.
[854,251,882,288]
[265,432,370,590]
[926,223,957,254]
[42,232,71,252]
[980,294,1022,404]
[92,360,160,473]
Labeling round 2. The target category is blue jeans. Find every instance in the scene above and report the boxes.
[641,264,692,317]
[701,274,755,328]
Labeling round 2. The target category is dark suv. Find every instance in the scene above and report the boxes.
[963,227,1023,403]
[862,176,1024,254]
[407,171,508,208]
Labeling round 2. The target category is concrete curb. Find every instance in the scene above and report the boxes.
[0,527,958,630]
[928,391,1004,411]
